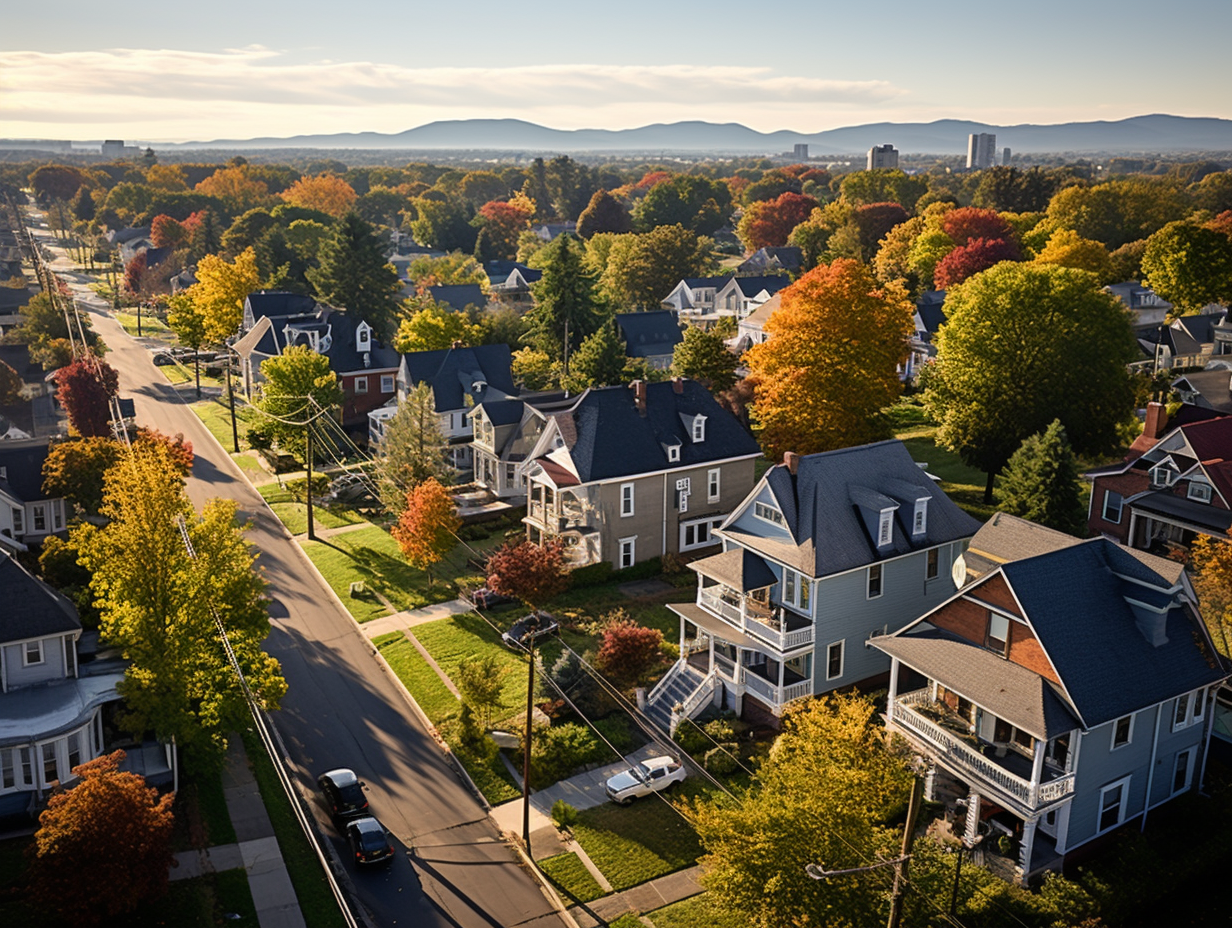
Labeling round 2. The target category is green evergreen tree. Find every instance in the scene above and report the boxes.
[377,383,449,516]
[70,186,95,223]
[564,321,627,392]
[671,325,737,392]
[996,419,1087,535]
[308,212,403,337]
[524,235,603,373]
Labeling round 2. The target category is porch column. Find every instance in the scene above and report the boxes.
[708,635,715,675]
[679,613,685,654]
[777,657,785,699]
[1028,739,1046,806]
[923,763,936,802]
[886,658,900,724]
[1127,510,1138,545]
[1017,817,1038,884]
[963,791,981,844]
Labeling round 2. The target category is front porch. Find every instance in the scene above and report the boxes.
[524,477,600,567]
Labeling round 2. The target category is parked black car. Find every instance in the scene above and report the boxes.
[472,587,517,610]
[501,612,559,649]
[346,815,395,865]
[317,768,369,823]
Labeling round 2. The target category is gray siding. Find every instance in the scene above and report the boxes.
[812,542,962,692]
[727,483,794,545]
[2,636,67,691]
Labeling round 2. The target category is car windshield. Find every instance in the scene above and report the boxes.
[632,763,652,782]
[359,829,387,851]
[337,783,365,809]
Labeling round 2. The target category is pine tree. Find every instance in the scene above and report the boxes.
[377,383,449,515]
[671,325,737,392]
[996,420,1087,535]
[564,320,627,392]
[525,235,603,372]
[308,212,403,337]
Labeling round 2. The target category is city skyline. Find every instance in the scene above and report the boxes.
[2,0,1229,143]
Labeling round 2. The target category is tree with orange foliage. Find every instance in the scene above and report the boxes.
[1191,535,1232,657]
[474,199,534,260]
[281,174,358,218]
[736,191,818,251]
[194,166,271,212]
[485,538,569,610]
[150,214,188,249]
[392,478,460,581]
[744,259,912,459]
[28,751,175,927]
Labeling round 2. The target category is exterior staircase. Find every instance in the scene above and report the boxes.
[645,661,710,733]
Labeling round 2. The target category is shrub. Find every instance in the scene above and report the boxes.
[284,473,329,502]
[673,719,710,756]
[551,799,579,829]
[704,744,740,776]
[246,421,272,452]
[528,723,605,788]
[570,561,613,587]
[661,551,689,575]
[704,718,737,742]
[593,611,664,683]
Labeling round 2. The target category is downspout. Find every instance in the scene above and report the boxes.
[1198,687,1217,796]
[662,472,668,558]
[1141,703,1164,831]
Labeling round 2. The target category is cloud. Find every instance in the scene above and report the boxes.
[0,47,907,139]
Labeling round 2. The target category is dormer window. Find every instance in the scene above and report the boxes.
[356,322,372,352]
[1150,464,1178,488]
[877,510,893,547]
[754,501,784,527]
[912,499,928,535]
[986,612,1010,656]
[692,415,706,442]
[665,443,681,463]
[1188,481,1212,503]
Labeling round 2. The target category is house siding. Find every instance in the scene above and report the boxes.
[928,590,1060,685]
[1087,473,1148,541]
[2,636,67,690]
[1066,707,1158,850]
[969,575,1023,617]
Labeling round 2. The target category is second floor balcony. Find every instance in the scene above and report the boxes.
[697,585,814,652]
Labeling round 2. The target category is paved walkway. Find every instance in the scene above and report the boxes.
[361,597,473,638]
[569,866,704,927]
[525,744,665,815]
[170,738,307,928]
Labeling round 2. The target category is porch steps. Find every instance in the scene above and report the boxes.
[645,662,708,732]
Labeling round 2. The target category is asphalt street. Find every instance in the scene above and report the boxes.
[31,219,564,928]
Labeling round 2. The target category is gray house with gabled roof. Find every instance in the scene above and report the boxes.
[654,440,979,731]
[870,516,1228,883]
[615,311,684,371]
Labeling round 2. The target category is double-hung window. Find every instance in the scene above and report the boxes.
[23,640,43,666]
[618,537,636,569]
[620,483,635,517]
[1173,749,1195,795]
[707,468,720,502]
[867,564,883,599]
[826,640,844,681]
[1102,490,1123,524]
[986,612,1009,656]
[1111,714,1134,749]
[1098,777,1131,834]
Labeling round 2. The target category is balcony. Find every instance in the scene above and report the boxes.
[892,690,1074,811]
[697,586,814,652]
[741,664,813,708]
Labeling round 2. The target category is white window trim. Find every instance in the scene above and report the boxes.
[877,510,893,546]
[1173,689,1206,731]
[826,639,845,681]
[618,536,637,570]
[1188,481,1212,503]
[354,376,369,395]
[1172,748,1195,796]
[1097,775,1132,835]
[666,444,680,463]
[866,564,883,600]
[1111,713,1135,750]
[754,501,784,527]
[925,547,940,581]
[1102,490,1123,524]
[707,468,720,502]
[679,516,724,553]
[380,374,395,393]
[23,639,44,667]
[912,499,928,536]
[620,483,635,517]
[692,416,706,441]
[31,503,46,533]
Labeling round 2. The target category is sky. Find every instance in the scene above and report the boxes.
[3,0,1230,143]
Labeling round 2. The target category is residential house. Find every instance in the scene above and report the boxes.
[903,291,946,380]
[735,293,779,352]
[240,290,318,332]
[486,261,541,307]
[660,276,733,322]
[0,439,67,552]
[468,390,576,499]
[871,518,1227,883]
[521,378,761,570]
[233,296,400,434]
[1106,281,1172,330]
[1140,310,1228,370]
[736,246,802,276]
[426,284,487,313]
[0,344,59,439]
[369,344,518,471]
[533,221,576,241]
[1086,406,1232,553]
[1173,369,1232,415]
[713,275,791,321]
[0,287,34,335]
[615,312,684,371]
[0,553,170,823]
[652,440,980,730]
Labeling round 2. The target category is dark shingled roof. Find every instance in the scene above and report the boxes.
[244,290,318,322]
[427,284,486,311]
[615,312,684,359]
[562,380,761,483]
[916,291,947,340]
[1001,539,1227,727]
[754,440,981,578]
[690,547,777,591]
[0,553,80,643]
[401,344,516,413]
[730,276,791,298]
[0,438,52,501]
[478,399,525,427]
[0,288,33,311]
[0,343,43,384]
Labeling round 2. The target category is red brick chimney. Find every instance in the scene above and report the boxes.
[672,376,684,394]
[783,451,799,475]
[631,379,647,414]
[1143,401,1168,441]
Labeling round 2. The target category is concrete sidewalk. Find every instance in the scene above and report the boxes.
[569,866,704,927]
[527,744,665,815]
[360,598,473,639]
[170,738,307,928]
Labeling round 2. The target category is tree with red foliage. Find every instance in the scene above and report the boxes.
[55,356,119,438]
[135,427,194,473]
[594,612,663,683]
[485,538,569,610]
[392,478,460,581]
[474,199,534,260]
[941,207,1019,250]
[934,237,1022,289]
[1206,210,1232,240]
[851,202,911,262]
[634,171,672,191]
[28,751,175,927]
[150,214,188,249]
[122,252,147,299]
[737,191,819,251]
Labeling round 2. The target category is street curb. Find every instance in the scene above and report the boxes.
[507,835,584,928]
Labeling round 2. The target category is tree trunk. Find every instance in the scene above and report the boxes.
[984,470,995,505]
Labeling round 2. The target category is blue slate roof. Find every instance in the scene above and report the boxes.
[615,312,684,359]
[0,438,52,502]
[0,552,80,644]
[1000,540,1228,727]
[562,380,760,483]
[401,344,516,413]
[761,440,981,577]
[246,309,399,375]
[427,284,486,311]
[916,291,947,339]
[479,399,525,427]
[244,290,318,322]
[731,275,791,298]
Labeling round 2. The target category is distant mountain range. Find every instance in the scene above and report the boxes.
[163,115,1232,155]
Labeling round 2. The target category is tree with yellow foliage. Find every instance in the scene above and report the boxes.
[1034,228,1114,282]
[186,246,260,343]
[280,174,358,218]
[744,259,913,460]
[1190,534,1232,657]
[194,166,271,213]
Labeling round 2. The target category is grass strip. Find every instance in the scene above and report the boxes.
[374,631,459,724]
[539,851,606,903]
[647,894,746,928]
[570,792,703,892]
[239,729,346,928]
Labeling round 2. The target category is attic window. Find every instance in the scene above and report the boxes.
[986,612,1010,656]
[1150,464,1178,488]
[877,511,893,547]
[665,443,681,463]
[356,322,371,351]
[754,501,784,527]
[692,415,706,442]
[912,499,928,535]
[1188,481,1212,503]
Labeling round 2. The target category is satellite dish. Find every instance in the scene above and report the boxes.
[951,554,967,589]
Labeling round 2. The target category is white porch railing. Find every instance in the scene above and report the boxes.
[647,659,686,705]
[697,588,815,652]
[892,694,1075,809]
[740,668,814,710]
[680,672,717,718]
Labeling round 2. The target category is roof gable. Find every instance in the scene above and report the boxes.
[401,344,516,412]
[0,553,80,643]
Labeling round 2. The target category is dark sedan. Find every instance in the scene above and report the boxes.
[346,815,396,866]
[317,768,369,823]
[501,612,559,649]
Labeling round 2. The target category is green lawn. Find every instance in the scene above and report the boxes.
[443,726,521,805]
[115,311,174,338]
[259,482,365,536]
[648,894,745,928]
[570,788,704,892]
[539,851,606,903]
[300,525,457,622]
[173,761,237,850]
[412,614,527,724]
[192,396,259,454]
[374,631,459,724]
[239,730,346,928]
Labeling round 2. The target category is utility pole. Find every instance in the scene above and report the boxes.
[521,615,540,856]
[886,775,924,928]
[562,318,570,380]
[949,834,983,917]
[305,420,316,541]
[225,353,240,453]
